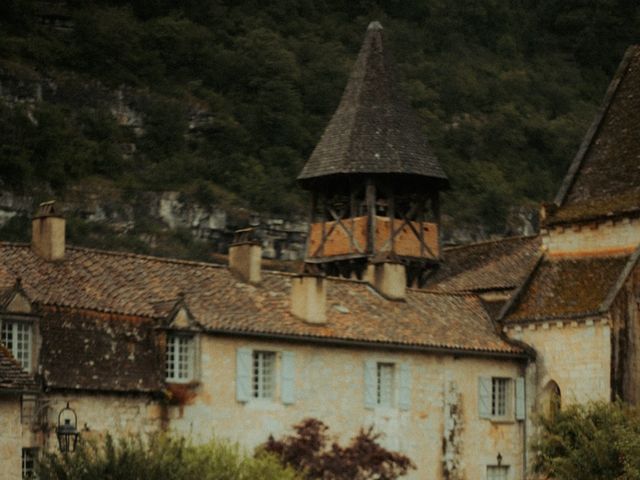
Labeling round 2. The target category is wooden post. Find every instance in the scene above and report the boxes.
[388,188,395,253]
[366,178,376,255]
[431,191,441,258]
[310,192,318,224]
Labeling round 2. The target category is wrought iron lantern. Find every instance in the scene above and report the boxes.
[56,402,80,453]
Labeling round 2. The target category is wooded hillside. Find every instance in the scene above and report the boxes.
[1,0,638,247]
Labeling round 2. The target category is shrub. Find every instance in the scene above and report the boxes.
[533,401,640,480]
[262,418,415,480]
[38,433,300,480]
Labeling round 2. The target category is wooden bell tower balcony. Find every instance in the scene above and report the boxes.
[307,215,439,262]
[303,177,442,283]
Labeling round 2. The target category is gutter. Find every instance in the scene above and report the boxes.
[203,328,531,360]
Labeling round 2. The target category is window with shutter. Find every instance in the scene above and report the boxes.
[398,363,411,411]
[236,348,252,402]
[364,360,376,409]
[281,351,295,405]
[515,377,525,420]
[479,377,517,420]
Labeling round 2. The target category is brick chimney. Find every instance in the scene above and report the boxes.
[228,228,262,284]
[291,273,326,324]
[31,201,65,261]
[369,261,406,300]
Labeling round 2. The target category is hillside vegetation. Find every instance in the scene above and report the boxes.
[0,0,638,245]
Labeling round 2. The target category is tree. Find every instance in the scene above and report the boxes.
[262,418,415,480]
[533,401,640,480]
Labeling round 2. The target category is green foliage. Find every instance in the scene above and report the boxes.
[38,433,300,480]
[534,401,640,480]
[0,1,639,234]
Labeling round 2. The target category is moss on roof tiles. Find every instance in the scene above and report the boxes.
[549,46,640,225]
[425,236,541,293]
[506,254,630,322]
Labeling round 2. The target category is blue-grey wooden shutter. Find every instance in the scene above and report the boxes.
[281,351,295,405]
[515,377,525,420]
[236,348,252,402]
[478,377,492,419]
[364,360,376,409]
[398,363,411,411]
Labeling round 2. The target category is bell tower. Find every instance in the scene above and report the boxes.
[298,22,448,287]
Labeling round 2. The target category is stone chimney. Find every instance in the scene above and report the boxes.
[31,201,65,261]
[370,261,406,300]
[228,228,262,284]
[291,274,326,324]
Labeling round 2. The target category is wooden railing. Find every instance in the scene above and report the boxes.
[306,215,439,261]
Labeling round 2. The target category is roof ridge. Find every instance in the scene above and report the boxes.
[552,45,638,208]
[407,288,479,297]
[443,234,539,252]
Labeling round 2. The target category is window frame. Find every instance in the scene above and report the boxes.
[252,350,277,400]
[165,332,196,383]
[491,377,511,418]
[376,362,395,407]
[479,376,520,422]
[0,317,34,372]
[486,464,509,480]
[22,447,38,479]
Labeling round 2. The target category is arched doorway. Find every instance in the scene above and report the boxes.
[540,380,561,419]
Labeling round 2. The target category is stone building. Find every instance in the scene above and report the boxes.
[0,23,638,480]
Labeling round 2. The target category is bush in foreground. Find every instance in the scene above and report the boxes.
[534,401,640,480]
[262,418,415,479]
[38,434,299,480]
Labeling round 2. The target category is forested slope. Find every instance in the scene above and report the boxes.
[0,0,638,250]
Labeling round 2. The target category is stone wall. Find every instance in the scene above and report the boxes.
[26,336,528,479]
[507,317,611,405]
[42,394,164,448]
[163,336,527,480]
[0,397,22,480]
[542,217,640,256]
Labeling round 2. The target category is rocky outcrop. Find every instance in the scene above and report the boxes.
[0,186,307,260]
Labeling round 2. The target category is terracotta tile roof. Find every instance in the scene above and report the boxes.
[298,22,448,186]
[0,345,37,393]
[424,236,541,293]
[504,254,631,323]
[0,243,521,357]
[548,45,640,225]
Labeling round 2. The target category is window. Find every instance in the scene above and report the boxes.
[479,376,524,421]
[487,465,509,480]
[22,448,38,479]
[1,320,32,371]
[376,362,395,407]
[252,351,276,399]
[492,378,509,417]
[236,348,295,404]
[364,360,411,410]
[165,334,194,382]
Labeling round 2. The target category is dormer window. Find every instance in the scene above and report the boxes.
[165,333,195,382]
[1,320,32,371]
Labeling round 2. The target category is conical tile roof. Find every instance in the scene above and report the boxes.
[298,21,448,186]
